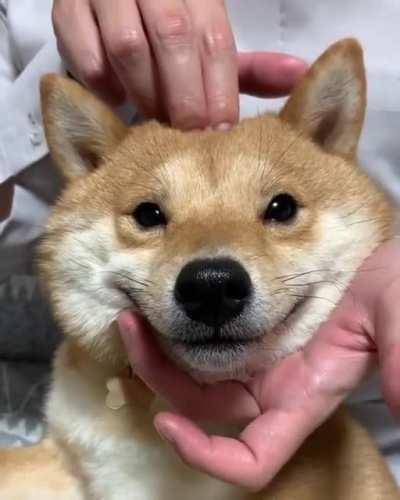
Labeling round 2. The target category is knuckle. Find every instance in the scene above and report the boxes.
[154,12,194,48]
[79,57,107,87]
[108,30,147,62]
[209,93,232,113]
[208,94,238,125]
[202,26,236,57]
[169,97,207,129]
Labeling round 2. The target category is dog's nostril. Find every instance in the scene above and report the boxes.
[174,258,252,327]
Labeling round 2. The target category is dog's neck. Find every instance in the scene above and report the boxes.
[60,338,155,413]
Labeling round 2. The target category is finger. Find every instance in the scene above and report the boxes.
[94,0,161,117]
[137,0,207,130]
[186,0,238,130]
[52,0,125,105]
[381,344,400,416]
[154,408,321,491]
[238,52,307,97]
[333,239,400,415]
[118,311,259,422]
[375,274,400,415]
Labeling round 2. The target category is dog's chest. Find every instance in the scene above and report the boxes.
[82,443,245,500]
[47,364,246,500]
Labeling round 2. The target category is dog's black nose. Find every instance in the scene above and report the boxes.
[174,258,252,327]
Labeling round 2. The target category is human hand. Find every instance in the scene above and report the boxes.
[118,239,400,491]
[0,178,14,222]
[52,0,307,129]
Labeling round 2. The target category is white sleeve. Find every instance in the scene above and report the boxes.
[0,39,65,184]
[0,2,15,96]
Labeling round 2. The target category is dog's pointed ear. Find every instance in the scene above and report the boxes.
[279,38,366,158]
[40,74,127,181]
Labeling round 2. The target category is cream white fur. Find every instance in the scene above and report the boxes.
[47,344,244,500]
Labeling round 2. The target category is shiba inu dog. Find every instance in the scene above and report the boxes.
[0,39,399,499]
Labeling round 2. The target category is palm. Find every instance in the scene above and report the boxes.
[248,310,374,417]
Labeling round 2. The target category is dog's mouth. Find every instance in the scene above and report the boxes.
[177,295,305,347]
[174,330,261,359]
[118,280,308,372]
[178,334,257,348]
[162,296,308,372]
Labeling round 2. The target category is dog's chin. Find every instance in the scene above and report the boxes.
[156,335,262,382]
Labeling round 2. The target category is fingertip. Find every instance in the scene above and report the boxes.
[154,413,180,444]
[214,121,234,132]
[280,55,308,81]
[154,412,188,434]
[154,412,212,471]
[117,310,149,353]
[238,51,308,97]
[154,412,203,446]
[171,113,209,132]
[117,310,137,336]
[153,412,199,455]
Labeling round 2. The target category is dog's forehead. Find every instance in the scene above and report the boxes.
[109,114,352,217]
[120,116,314,193]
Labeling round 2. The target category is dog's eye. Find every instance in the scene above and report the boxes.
[264,193,298,223]
[133,202,167,229]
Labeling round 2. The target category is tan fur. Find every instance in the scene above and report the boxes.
[1,39,399,498]
[0,439,84,500]
[280,39,366,158]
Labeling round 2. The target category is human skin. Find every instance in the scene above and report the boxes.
[52,0,306,129]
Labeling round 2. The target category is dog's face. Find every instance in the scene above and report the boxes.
[40,40,392,380]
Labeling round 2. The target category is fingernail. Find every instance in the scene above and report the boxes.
[154,421,175,445]
[214,122,232,131]
[282,56,308,77]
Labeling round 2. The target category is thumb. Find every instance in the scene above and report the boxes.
[117,311,259,421]
[375,278,400,416]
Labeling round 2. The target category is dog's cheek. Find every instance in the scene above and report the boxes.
[47,219,125,341]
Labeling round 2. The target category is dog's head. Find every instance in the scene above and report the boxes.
[39,39,392,381]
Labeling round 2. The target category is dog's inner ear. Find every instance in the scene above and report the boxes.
[40,75,128,181]
[279,38,366,158]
